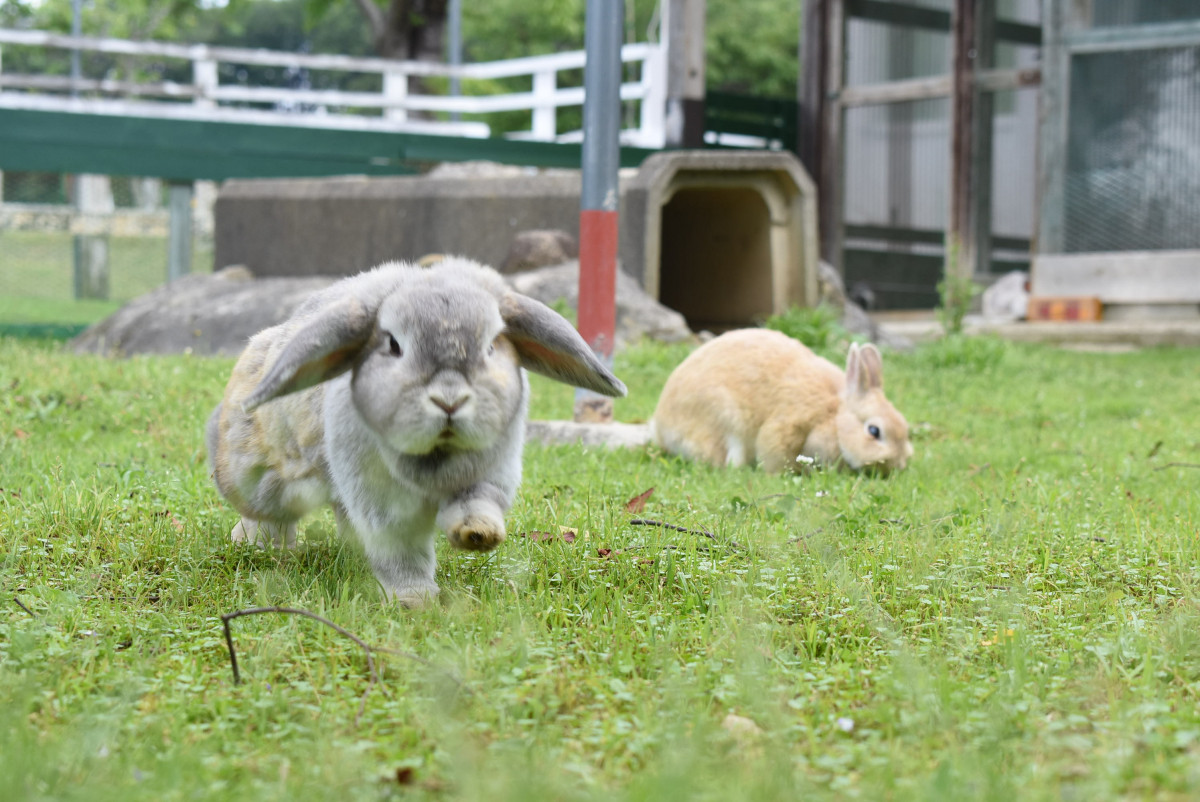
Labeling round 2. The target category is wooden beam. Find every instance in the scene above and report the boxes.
[1032,251,1200,304]
[844,0,1041,45]
[838,67,1038,107]
[1067,19,1200,54]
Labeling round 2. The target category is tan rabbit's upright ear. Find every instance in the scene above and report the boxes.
[844,343,885,400]
[857,343,885,389]
[243,297,375,411]
[499,292,627,398]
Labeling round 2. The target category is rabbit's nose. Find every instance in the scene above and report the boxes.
[430,392,468,415]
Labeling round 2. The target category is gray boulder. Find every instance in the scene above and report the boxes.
[72,261,694,357]
[981,270,1029,322]
[507,261,694,346]
[501,229,578,274]
[71,266,337,357]
[817,260,912,351]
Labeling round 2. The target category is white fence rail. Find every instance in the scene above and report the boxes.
[0,28,666,147]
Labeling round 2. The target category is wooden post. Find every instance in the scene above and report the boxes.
[383,69,408,123]
[799,0,846,267]
[1035,0,1068,256]
[167,181,193,282]
[73,174,112,300]
[193,56,217,110]
[819,0,846,270]
[531,69,557,140]
[638,44,668,148]
[798,0,826,186]
[0,44,4,204]
[664,0,706,148]
[948,0,996,281]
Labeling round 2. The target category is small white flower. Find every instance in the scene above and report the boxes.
[815,491,829,498]
[835,717,855,733]
[795,454,816,465]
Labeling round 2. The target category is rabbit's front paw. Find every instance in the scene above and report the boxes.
[386,583,440,609]
[440,497,507,552]
[445,512,507,551]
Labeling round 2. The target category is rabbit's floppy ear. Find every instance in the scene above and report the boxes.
[499,292,627,397]
[243,297,375,411]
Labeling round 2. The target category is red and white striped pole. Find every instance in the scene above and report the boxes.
[575,0,623,423]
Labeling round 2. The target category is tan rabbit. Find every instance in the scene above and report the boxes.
[651,328,912,474]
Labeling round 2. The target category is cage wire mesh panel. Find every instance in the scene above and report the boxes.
[0,171,214,331]
[1063,33,1200,253]
[837,0,1039,309]
[1067,1,1200,249]
[839,7,952,309]
[1089,0,1200,28]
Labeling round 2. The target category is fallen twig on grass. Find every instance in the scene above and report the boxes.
[13,596,34,616]
[1153,462,1200,472]
[219,605,463,725]
[629,518,742,550]
[629,518,716,540]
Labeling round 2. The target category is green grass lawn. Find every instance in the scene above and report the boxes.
[2,333,1199,800]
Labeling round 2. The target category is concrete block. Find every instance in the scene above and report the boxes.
[215,173,588,278]
[214,150,822,330]
[1032,250,1200,304]
[622,150,820,330]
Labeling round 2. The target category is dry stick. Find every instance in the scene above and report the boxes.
[221,606,396,725]
[628,518,745,551]
[13,596,34,616]
[1153,462,1200,472]
[629,518,717,540]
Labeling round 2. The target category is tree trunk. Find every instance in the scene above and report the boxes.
[356,0,449,62]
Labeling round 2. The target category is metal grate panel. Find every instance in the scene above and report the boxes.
[1089,1,1200,29]
[1064,45,1200,253]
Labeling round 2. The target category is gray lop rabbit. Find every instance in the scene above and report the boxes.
[206,257,626,605]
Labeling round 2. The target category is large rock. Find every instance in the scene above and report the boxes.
[71,266,336,357]
[817,260,912,351]
[72,261,694,357]
[501,229,578,274]
[981,270,1029,322]
[507,261,694,346]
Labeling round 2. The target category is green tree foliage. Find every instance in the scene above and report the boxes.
[1,0,802,132]
[706,0,799,98]
[25,0,202,40]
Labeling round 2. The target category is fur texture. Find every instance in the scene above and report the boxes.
[207,257,625,605]
[651,328,912,474]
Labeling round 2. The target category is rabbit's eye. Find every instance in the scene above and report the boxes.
[388,335,403,357]
[867,424,882,440]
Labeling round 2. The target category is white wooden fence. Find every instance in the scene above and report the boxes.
[0,28,667,147]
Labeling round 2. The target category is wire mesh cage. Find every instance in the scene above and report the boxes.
[1064,44,1200,253]
[835,0,1040,308]
[0,171,214,333]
